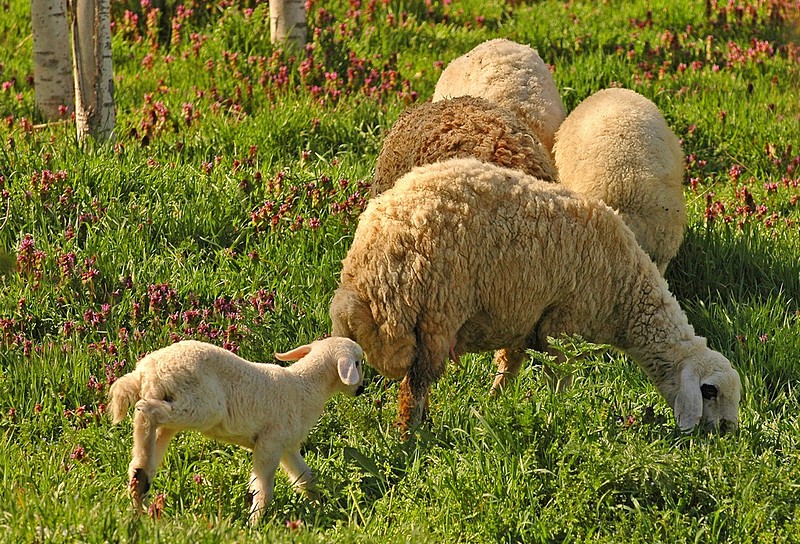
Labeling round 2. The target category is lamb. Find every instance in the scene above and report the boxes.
[552,87,686,274]
[371,95,558,197]
[432,38,566,155]
[330,157,740,436]
[107,337,365,525]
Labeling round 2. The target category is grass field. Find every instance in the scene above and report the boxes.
[1,0,799,541]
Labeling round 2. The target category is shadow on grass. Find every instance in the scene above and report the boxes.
[668,223,800,398]
[668,223,799,311]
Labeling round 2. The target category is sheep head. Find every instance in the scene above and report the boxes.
[329,287,416,381]
[673,347,741,434]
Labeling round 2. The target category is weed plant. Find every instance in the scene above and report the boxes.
[0,0,799,541]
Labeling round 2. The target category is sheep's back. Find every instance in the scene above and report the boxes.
[372,96,557,197]
[432,39,566,153]
[553,88,686,271]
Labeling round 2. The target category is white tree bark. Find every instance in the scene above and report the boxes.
[71,0,115,141]
[269,0,306,50]
[31,0,74,120]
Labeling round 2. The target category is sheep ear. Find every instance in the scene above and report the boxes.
[337,357,360,386]
[674,364,702,432]
[275,344,313,361]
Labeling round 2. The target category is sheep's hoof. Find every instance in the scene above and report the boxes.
[129,469,150,512]
[247,504,264,526]
[301,485,321,503]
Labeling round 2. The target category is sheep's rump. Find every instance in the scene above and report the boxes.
[432,38,566,153]
[552,87,686,272]
[372,96,557,197]
[336,158,649,379]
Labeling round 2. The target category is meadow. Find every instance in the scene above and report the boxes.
[0,0,799,541]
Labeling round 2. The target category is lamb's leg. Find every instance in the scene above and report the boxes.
[128,399,172,513]
[396,330,448,436]
[281,451,318,501]
[248,447,280,525]
[490,348,527,396]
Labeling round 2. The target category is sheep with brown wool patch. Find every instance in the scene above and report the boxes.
[108,337,365,525]
[330,157,740,436]
[371,95,558,197]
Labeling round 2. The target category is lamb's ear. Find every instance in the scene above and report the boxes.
[275,344,313,361]
[674,364,702,432]
[337,357,360,386]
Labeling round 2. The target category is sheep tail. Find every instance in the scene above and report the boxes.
[107,372,141,424]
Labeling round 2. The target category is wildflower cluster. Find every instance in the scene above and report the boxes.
[249,172,370,233]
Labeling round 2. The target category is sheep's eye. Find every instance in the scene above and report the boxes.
[701,384,718,400]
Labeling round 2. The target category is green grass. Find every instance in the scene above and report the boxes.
[1,0,799,541]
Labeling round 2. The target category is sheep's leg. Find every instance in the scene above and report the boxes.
[248,447,280,525]
[128,399,172,512]
[396,330,448,436]
[490,348,527,396]
[281,451,318,501]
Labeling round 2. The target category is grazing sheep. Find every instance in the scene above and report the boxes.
[552,87,686,273]
[371,96,558,197]
[432,38,566,155]
[330,157,740,436]
[108,337,365,525]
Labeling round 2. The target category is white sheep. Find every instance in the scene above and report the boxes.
[107,337,365,525]
[330,157,740,435]
[432,38,566,155]
[552,87,686,274]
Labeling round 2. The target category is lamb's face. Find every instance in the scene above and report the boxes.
[674,349,741,434]
[333,339,366,397]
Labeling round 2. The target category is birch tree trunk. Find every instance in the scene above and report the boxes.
[71,0,116,141]
[31,0,74,120]
[269,0,306,50]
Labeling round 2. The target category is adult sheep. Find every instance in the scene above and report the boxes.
[552,87,686,274]
[371,95,558,197]
[432,38,566,155]
[330,158,740,436]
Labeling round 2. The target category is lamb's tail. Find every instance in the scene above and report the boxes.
[107,372,142,424]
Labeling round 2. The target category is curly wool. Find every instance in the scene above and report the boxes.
[553,87,686,273]
[331,157,739,433]
[432,38,566,154]
[371,96,558,197]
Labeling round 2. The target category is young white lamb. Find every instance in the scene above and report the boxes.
[371,95,558,197]
[330,157,740,436]
[107,337,365,525]
[552,87,686,274]
[432,38,566,155]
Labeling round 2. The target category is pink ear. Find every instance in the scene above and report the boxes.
[275,344,313,361]
[337,357,360,385]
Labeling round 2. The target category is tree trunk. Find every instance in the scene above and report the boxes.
[31,0,74,120]
[71,0,116,142]
[269,0,306,51]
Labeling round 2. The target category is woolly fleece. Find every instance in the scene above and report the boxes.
[371,95,557,197]
[553,87,686,273]
[432,38,566,154]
